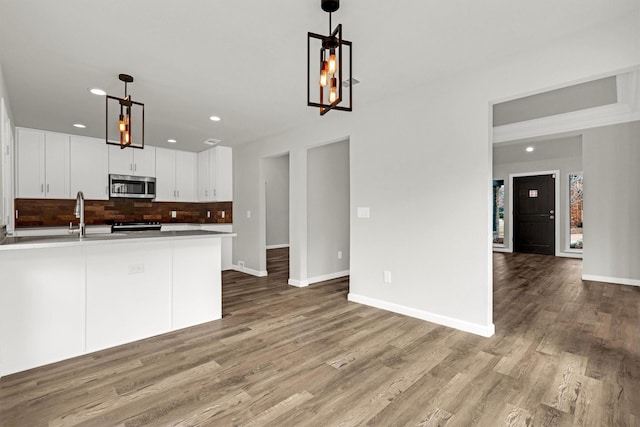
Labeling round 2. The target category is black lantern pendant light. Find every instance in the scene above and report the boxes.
[106,74,145,149]
[307,0,352,115]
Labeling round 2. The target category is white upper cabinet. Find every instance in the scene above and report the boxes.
[155,148,196,202]
[108,145,156,177]
[197,146,232,202]
[70,136,108,200]
[17,128,69,199]
[214,146,233,201]
[197,150,210,201]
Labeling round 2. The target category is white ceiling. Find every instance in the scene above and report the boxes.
[0,0,637,152]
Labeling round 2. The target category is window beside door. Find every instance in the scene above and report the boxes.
[492,180,505,245]
[569,172,583,250]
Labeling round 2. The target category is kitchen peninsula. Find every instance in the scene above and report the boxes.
[0,229,234,376]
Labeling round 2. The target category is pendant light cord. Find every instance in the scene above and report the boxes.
[329,12,332,33]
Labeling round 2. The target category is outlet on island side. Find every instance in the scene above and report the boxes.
[383,270,392,284]
[338,251,343,259]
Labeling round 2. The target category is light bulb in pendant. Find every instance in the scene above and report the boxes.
[319,61,329,87]
[118,114,126,132]
[328,49,336,74]
[329,77,338,103]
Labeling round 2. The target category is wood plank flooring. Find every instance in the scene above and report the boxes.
[1,249,639,426]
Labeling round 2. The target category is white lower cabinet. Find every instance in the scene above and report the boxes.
[200,224,233,270]
[85,242,173,352]
[0,246,86,375]
[172,239,222,329]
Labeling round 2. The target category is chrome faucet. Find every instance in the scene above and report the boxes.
[69,191,86,238]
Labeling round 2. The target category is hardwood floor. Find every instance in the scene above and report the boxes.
[1,249,639,426]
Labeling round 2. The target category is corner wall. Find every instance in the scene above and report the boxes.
[582,121,640,285]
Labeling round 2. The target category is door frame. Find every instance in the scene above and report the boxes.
[508,170,560,256]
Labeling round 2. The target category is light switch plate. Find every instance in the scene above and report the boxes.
[357,207,370,218]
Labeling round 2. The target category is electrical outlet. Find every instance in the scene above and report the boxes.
[383,270,392,283]
[207,210,211,218]
[246,210,251,218]
[338,251,343,259]
[221,211,225,218]
[171,210,177,218]
[238,261,245,269]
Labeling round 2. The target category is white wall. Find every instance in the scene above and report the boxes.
[233,15,640,336]
[307,140,350,280]
[0,63,15,229]
[582,121,640,285]
[264,154,290,248]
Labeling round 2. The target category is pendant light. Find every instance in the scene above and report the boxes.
[106,74,145,149]
[307,0,353,115]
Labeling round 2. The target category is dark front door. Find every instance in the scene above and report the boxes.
[513,174,555,255]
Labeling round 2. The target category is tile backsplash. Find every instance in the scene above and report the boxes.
[14,198,233,227]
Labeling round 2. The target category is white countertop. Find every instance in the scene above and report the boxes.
[0,229,235,251]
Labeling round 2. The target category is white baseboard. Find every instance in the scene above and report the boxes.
[308,270,350,285]
[231,264,268,277]
[492,247,512,253]
[288,278,309,287]
[266,244,290,249]
[557,252,583,259]
[582,274,640,287]
[347,293,495,337]
[288,270,350,287]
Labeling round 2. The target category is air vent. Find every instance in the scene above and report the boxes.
[204,138,222,146]
[343,77,360,88]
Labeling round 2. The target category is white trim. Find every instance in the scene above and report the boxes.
[288,278,309,287]
[492,247,512,253]
[556,252,582,259]
[307,270,349,285]
[266,243,290,249]
[230,264,268,277]
[508,170,561,256]
[582,274,640,287]
[493,104,640,143]
[347,293,495,338]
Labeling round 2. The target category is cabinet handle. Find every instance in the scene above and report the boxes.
[130,164,133,171]
[177,190,180,199]
[205,190,208,197]
[214,188,216,197]
[134,164,137,172]
[41,184,44,193]
[47,184,49,193]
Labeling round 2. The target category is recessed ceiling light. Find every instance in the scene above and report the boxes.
[526,146,534,152]
[168,139,177,143]
[73,123,86,128]
[90,88,106,96]
[209,116,221,122]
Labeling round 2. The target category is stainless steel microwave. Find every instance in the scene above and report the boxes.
[109,174,156,199]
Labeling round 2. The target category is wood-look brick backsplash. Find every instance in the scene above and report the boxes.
[14,199,233,227]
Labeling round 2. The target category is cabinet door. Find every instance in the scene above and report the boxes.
[197,150,210,201]
[108,145,134,175]
[175,150,196,201]
[44,132,70,198]
[215,146,233,201]
[154,148,176,201]
[70,136,108,200]
[200,224,233,270]
[16,128,45,198]
[133,147,156,177]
